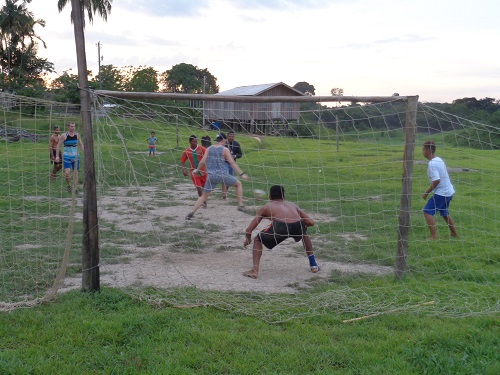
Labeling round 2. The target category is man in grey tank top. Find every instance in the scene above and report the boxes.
[186,133,248,220]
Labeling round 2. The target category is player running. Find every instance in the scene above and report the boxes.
[181,135,208,207]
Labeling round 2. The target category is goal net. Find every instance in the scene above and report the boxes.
[1,91,498,322]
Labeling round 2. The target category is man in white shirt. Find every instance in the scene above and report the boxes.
[422,141,458,240]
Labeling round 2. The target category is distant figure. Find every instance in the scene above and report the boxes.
[201,135,212,148]
[185,132,248,220]
[181,135,208,207]
[243,185,320,279]
[49,126,62,180]
[222,131,243,199]
[148,131,158,157]
[422,141,458,240]
[55,122,84,193]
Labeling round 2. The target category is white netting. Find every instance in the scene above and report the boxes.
[1,92,498,322]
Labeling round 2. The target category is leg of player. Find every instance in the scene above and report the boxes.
[442,215,458,237]
[196,186,207,208]
[221,183,227,199]
[424,212,438,240]
[186,191,211,219]
[243,236,263,279]
[63,167,72,191]
[233,180,245,210]
[303,235,320,273]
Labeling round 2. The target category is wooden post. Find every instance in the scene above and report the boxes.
[395,96,418,280]
[335,115,339,152]
[176,114,179,148]
[71,0,100,292]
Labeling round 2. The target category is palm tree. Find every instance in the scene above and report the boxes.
[0,0,46,72]
[57,0,112,26]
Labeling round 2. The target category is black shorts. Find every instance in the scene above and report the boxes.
[258,220,307,250]
[51,150,62,165]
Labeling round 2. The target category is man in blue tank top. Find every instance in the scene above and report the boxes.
[55,122,84,193]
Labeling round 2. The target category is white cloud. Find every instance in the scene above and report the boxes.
[27,0,500,102]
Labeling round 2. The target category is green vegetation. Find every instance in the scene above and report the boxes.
[0,289,498,374]
[1,98,499,373]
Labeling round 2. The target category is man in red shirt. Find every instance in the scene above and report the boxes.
[181,135,208,207]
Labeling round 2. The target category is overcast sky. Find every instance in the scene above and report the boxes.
[27,0,499,103]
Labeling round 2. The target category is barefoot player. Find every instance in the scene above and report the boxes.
[243,185,320,279]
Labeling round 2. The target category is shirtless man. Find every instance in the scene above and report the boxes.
[243,185,320,279]
[49,126,62,180]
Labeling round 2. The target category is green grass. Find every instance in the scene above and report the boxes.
[1,104,499,372]
[0,288,498,374]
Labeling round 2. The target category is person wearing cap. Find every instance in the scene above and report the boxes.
[186,132,249,220]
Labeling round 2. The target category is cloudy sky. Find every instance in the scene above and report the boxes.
[28,0,499,103]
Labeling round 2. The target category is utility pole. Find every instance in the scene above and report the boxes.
[97,42,102,90]
[202,75,206,127]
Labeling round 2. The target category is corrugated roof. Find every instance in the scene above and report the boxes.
[216,82,303,96]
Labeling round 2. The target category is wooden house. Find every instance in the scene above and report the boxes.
[203,82,304,135]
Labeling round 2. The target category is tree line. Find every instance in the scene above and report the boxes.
[1,0,498,136]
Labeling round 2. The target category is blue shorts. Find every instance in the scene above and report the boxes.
[203,174,238,192]
[226,162,234,176]
[423,194,453,217]
[63,155,80,170]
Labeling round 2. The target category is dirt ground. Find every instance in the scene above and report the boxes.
[61,182,393,294]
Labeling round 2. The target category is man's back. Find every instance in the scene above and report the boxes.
[262,200,302,223]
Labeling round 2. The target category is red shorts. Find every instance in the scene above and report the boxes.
[191,172,207,188]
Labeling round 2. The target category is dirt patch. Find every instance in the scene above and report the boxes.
[61,183,393,294]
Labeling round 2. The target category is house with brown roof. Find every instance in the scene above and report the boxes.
[203,82,304,135]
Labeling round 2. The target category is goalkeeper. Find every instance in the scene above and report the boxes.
[243,185,320,279]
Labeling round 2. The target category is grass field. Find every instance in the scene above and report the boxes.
[1,103,499,373]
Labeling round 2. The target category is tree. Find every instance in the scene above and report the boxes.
[58,0,112,26]
[50,69,98,103]
[293,81,315,95]
[0,0,52,94]
[160,63,218,94]
[122,65,158,92]
[330,87,344,96]
[91,64,123,91]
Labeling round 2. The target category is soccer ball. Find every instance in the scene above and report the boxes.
[253,189,267,199]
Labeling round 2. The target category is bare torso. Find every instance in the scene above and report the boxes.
[50,134,59,151]
[261,200,304,223]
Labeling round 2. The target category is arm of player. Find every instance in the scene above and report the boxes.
[54,134,65,162]
[234,142,242,159]
[244,208,266,247]
[298,208,315,227]
[422,179,440,200]
[78,133,84,152]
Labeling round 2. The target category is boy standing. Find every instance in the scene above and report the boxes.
[422,141,458,239]
[148,131,158,157]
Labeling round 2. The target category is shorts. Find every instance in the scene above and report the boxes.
[258,220,307,249]
[203,174,237,193]
[226,162,234,176]
[423,194,453,217]
[63,154,80,170]
[191,171,207,188]
[51,150,62,165]
[149,146,156,153]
